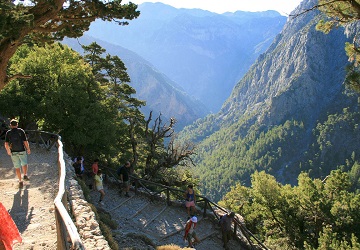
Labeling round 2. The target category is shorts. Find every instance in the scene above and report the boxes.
[185,200,195,208]
[10,151,28,169]
[96,185,104,191]
[122,180,130,188]
[187,231,197,242]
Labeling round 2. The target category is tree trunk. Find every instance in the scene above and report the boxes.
[0,0,65,90]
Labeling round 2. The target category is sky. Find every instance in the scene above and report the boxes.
[123,0,304,16]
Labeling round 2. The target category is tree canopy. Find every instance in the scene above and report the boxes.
[313,0,360,90]
[0,41,196,187]
[219,168,360,249]
[0,0,139,89]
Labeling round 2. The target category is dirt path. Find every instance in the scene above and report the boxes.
[89,178,244,250]
[0,145,59,250]
[1,143,246,250]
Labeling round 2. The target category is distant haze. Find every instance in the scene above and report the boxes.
[123,0,303,15]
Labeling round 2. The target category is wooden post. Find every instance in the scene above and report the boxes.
[233,222,237,238]
[203,199,208,218]
[55,207,68,249]
[134,179,138,194]
[166,188,170,206]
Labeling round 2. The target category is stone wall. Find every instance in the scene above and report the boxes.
[65,157,111,250]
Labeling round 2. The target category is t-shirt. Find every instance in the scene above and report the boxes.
[118,166,130,182]
[94,174,103,188]
[220,214,233,232]
[92,162,99,175]
[185,220,196,235]
[73,157,84,172]
[5,128,27,152]
[73,162,82,176]
[186,190,195,201]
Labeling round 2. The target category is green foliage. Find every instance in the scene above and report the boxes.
[315,0,360,91]
[220,170,360,249]
[0,43,122,158]
[187,100,360,203]
[189,118,306,201]
[1,41,194,183]
[0,0,140,88]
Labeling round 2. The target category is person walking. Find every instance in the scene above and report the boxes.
[184,184,197,218]
[92,159,99,176]
[94,169,105,205]
[4,119,31,188]
[117,161,131,197]
[91,159,99,190]
[219,212,235,250]
[183,216,200,248]
[73,156,84,175]
[72,156,83,179]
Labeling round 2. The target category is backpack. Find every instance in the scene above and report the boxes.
[7,129,25,152]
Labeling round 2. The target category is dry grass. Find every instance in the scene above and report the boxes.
[156,244,195,250]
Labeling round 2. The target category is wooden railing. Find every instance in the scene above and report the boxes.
[26,129,267,249]
[104,167,268,250]
[27,130,85,249]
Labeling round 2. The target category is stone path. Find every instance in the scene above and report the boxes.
[0,143,246,250]
[0,146,58,250]
[88,177,245,250]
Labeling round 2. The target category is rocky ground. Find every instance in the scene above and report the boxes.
[0,146,58,250]
[0,143,246,250]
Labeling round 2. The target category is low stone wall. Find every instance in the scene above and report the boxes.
[65,156,111,250]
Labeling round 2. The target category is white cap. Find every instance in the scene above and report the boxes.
[190,216,197,223]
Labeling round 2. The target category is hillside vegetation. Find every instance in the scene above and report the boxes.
[2,0,360,249]
[179,0,360,202]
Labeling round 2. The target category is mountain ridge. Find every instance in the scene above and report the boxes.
[85,3,287,112]
[179,0,360,201]
[63,36,209,130]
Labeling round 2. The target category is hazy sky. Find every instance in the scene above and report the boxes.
[124,0,304,16]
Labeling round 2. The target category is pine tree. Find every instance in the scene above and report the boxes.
[0,0,139,89]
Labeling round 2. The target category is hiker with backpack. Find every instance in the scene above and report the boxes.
[4,119,31,188]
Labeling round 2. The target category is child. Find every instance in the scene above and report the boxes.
[183,216,200,248]
[94,169,105,205]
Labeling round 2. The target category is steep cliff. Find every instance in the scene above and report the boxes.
[86,3,287,112]
[181,0,360,201]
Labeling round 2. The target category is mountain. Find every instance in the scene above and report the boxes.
[63,36,208,130]
[85,2,287,112]
[179,0,360,201]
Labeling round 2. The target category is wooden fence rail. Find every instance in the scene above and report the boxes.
[26,130,85,250]
[25,129,268,249]
[104,167,268,250]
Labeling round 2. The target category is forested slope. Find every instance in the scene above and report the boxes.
[179,0,360,201]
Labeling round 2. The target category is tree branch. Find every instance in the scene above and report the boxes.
[7,74,32,82]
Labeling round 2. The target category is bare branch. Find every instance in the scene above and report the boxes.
[7,74,32,82]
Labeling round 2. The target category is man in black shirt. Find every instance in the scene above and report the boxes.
[4,119,31,188]
[118,161,131,197]
[72,156,83,179]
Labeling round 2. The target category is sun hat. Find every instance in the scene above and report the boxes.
[190,216,197,223]
[10,119,18,126]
